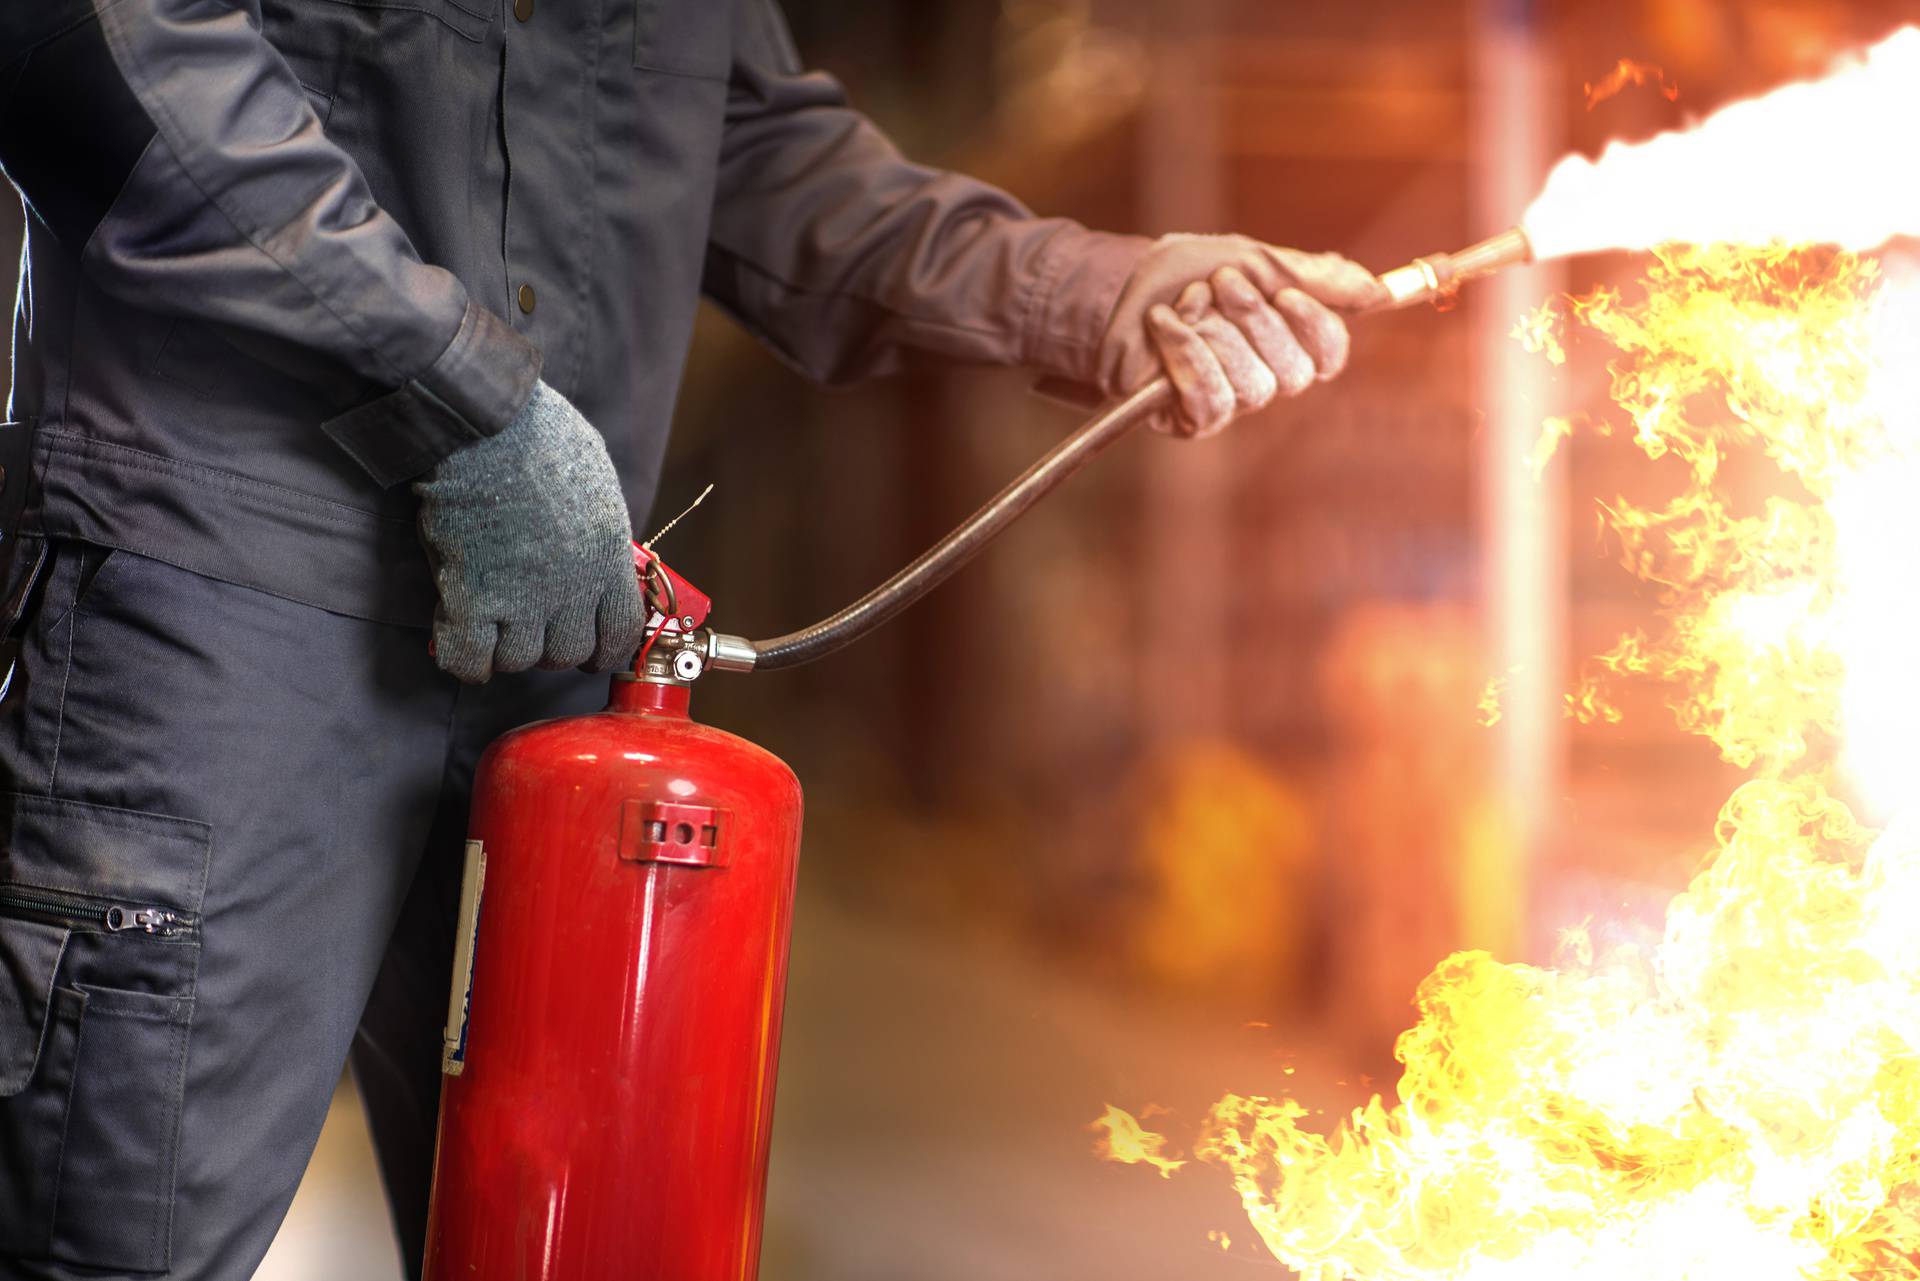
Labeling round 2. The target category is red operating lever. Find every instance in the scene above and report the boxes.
[633,541,711,634]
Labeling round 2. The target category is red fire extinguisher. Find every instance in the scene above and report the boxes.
[422,543,802,1281]
[419,230,1532,1281]
[417,379,1165,1280]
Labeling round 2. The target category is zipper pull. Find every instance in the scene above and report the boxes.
[104,905,183,936]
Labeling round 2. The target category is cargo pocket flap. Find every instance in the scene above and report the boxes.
[0,916,69,1096]
[1,794,212,914]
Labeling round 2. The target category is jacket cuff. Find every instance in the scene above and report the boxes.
[1022,224,1153,388]
[321,301,542,487]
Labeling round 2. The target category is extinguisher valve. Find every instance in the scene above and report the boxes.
[633,628,759,685]
[628,540,760,683]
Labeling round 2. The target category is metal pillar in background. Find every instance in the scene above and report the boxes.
[1135,0,1232,741]
[1472,0,1566,955]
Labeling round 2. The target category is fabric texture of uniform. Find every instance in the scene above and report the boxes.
[0,0,1150,627]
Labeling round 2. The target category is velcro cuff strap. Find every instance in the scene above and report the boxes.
[322,302,542,487]
[321,381,484,488]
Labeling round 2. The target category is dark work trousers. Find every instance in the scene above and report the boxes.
[0,538,606,1279]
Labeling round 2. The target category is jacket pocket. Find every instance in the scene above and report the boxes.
[0,793,211,1272]
[277,0,492,43]
[633,0,732,79]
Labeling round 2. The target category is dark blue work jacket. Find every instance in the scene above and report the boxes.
[0,0,1142,625]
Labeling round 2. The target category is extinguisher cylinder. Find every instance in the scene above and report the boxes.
[423,671,804,1280]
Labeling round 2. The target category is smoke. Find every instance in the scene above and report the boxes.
[1524,28,1920,260]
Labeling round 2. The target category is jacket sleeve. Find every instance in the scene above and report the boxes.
[703,0,1152,388]
[0,0,539,487]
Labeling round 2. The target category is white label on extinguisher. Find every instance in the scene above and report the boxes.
[442,839,487,1077]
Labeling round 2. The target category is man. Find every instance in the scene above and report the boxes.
[0,1,1383,1276]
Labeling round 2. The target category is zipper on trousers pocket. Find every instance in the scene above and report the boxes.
[0,884,195,938]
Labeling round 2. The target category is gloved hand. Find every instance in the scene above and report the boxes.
[1098,234,1389,437]
[415,380,647,683]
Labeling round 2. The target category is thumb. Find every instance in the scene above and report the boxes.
[434,610,497,684]
[585,570,649,674]
[1265,247,1391,312]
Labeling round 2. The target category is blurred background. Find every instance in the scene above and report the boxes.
[9,0,1920,1276]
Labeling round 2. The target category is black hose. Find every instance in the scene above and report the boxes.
[747,377,1175,671]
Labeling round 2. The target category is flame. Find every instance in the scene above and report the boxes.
[1101,245,1920,1277]
[1584,58,1679,111]
[1525,417,1576,480]
[1513,310,1567,366]
[1476,678,1506,728]
[1564,675,1623,726]
[1091,1103,1186,1178]
[1525,29,1920,260]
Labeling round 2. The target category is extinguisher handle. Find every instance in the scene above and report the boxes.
[742,377,1173,672]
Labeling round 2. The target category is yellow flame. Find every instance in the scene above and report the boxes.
[1099,244,1920,1277]
[1564,675,1623,726]
[1092,1104,1186,1178]
[1513,310,1567,367]
[1526,29,1920,259]
[1476,678,1507,728]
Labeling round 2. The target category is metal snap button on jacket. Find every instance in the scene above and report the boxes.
[517,283,536,314]
[514,0,533,22]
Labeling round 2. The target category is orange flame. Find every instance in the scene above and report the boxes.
[1584,58,1679,110]
[1100,245,1920,1277]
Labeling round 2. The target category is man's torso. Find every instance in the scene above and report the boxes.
[9,0,744,624]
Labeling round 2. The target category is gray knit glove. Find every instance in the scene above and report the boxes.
[415,380,647,683]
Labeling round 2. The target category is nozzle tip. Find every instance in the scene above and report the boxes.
[1375,227,1534,311]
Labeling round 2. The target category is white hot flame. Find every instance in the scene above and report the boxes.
[1524,29,1920,260]
[1833,258,1920,819]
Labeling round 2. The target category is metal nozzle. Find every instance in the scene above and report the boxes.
[1375,227,1533,311]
